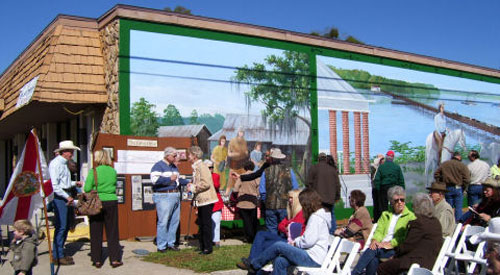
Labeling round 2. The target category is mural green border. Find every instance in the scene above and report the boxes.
[119,18,500,158]
[119,18,320,157]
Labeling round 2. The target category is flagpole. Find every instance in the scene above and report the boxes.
[32,129,55,275]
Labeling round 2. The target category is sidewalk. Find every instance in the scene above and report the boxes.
[0,236,248,275]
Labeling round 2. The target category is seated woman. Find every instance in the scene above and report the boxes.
[377,193,443,275]
[334,189,373,249]
[459,178,500,227]
[244,188,331,275]
[236,189,304,270]
[351,186,416,275]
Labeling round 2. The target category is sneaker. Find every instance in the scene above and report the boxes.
[157,248,168,253]
[236,261,249,270]
[167,246,180,251]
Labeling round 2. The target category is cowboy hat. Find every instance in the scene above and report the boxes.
[54,140,80,152]
[470,217,500,245]
[483,177,500,189]
[270,148,286,159]
[426,182,448,193]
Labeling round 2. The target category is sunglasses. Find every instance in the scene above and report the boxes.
[393,198,405,203]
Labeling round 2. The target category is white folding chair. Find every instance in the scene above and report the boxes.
[446,224,485,274]
[430,236,451,275]
[408,263,434,275]
[298,238,360,275]
[360,223,377,253]
[262,237,342,273]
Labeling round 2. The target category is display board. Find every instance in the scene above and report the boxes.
[93,133,198,240]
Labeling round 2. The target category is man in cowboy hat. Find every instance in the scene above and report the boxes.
[427,181,455,237]
[48,140,82,265]
[258,148,298,233]
[232,148,298,233]
[470,217,500,274]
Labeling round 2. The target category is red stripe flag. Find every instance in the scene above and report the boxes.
[0,129,51,224]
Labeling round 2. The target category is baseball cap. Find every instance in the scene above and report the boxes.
[386,150,395,158]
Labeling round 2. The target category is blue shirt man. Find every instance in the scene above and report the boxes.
[150,147,189,252]
[48,140,82,265]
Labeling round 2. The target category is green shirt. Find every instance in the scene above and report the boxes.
[373,206,416,248]
[84,165,118,201]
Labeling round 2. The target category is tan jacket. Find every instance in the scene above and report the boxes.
[234,171,260,209]
[192,160,218,207]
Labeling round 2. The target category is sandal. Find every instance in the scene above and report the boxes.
[93,262,103,268]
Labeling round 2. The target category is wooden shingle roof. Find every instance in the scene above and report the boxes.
[0,16,107,120]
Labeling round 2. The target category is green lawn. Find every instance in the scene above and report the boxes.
[143,244,251,273]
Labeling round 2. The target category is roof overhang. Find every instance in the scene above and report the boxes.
[0,101,105,139]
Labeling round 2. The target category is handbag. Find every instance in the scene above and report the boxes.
[218,160,226,173]
[77,167,102,216]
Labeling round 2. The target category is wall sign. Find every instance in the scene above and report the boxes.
[127,138,158,147]
[16,75,39,109]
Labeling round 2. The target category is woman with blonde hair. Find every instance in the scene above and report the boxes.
[237,189,305,270]
[84,150,122,268]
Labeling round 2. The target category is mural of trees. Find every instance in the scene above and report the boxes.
[233,50,312,182]
[162,104,185,126]
[130,97,159,136]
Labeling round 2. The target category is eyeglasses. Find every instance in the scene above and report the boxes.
[393,198,405,203]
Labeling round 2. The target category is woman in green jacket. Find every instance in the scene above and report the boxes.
[84,150,122,268]
[352,185,416,275]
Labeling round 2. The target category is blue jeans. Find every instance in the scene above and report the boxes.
[52,196,74,259]
[153,192,180,250]
[445,186,463,221]
[352,248,395,275]
[468,185,483,206]
[249,230,286,260]
[265,209,287,234]
[330,205,337,235]
[251,242,320,275]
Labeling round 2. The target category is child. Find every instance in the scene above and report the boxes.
[10,220,38,275]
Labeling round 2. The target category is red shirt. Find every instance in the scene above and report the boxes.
[278,210,306,236]
[211,173,224,212]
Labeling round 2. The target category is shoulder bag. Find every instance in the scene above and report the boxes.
[77,167,103,216]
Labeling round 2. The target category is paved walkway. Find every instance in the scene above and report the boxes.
[0,237,248,275]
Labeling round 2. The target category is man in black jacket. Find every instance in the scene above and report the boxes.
[307,153,340,234]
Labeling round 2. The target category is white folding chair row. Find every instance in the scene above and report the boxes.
[407,236,452,275]
[260,237,342,273]
[446,224,486,275]
[297,237,360,275]
[360,223,377,253]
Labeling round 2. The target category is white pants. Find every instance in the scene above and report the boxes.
[211,210,222,242]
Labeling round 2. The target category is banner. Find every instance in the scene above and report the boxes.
[0,130,51,224]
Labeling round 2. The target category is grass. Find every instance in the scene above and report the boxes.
[143,244,251,273]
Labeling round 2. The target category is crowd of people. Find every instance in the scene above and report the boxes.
[7,135,500,275]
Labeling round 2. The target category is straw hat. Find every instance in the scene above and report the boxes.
[470,217,500,244]
[270,148,286,159]
[483,177,500,188]
[54,140,80,152]
[426,182,448,193]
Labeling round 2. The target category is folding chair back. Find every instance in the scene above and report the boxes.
[326,239,360,275]
[360,223,377,253]
[319,236,342,270]
[448,224,485,274]
[408,265,434,275]
[431,236,451,275]
[296,236,341,274]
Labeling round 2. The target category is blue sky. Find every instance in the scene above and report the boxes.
[1,0,500,76]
